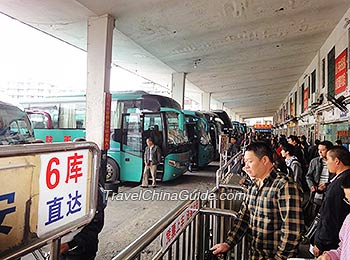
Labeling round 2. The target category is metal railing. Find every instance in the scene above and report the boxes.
[216,151,243,186]
[112,184,248,260]
[0,142,100,260]
[112,137,250,260]
[217,135,251,187]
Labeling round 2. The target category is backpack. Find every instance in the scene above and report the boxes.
[286,158,299,179]
[302,191,321,227]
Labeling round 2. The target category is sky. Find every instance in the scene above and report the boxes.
[0,13,158,92]
[0,13,204,112]
[0,14,88,90]
[0,13,269,120]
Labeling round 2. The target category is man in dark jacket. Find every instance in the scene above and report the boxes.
[308,139,320,162]
[306,141,334,194]
[60,185,106,260]
[211,142,303,260]
[312,146,350,257]
[288,135,305,166]
[304,141,334,225]
[141,137,162,188]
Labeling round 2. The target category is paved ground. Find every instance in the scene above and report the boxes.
[21,164,217,260]
[97,163,218,259]
[20,162,315,260]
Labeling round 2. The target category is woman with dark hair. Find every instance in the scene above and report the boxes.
[335,140,342,146]
[281,143,303,191]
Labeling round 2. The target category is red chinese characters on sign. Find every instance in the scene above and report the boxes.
[46,157,60,189]
[46,136,53,143]
[335,49,347,95]
[38,150,89,237]
[45,153,85,189]
[104,93,112,150]
[66,153,84,183]
[291,101,295,117]
[303,88,308,111]
[64,136,72,142]
[162,200,199,251]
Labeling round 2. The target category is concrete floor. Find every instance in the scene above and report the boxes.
[20,164,217,260]
[20,162,315,260]
[97,164,218,259]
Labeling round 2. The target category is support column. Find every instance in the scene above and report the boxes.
[201,92,211,111]
[231,111,237,121]
[86,14,115,185]
[171,72,186,108]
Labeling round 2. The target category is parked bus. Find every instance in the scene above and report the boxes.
[183,110,214,169]
[21,91,191,184]
[211,110,233,135]
[0,99,35,145]
[232,121,248,139]
[201,111,224,160]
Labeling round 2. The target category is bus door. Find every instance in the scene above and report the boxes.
[142,112,164,178]
[120,113,143,182]
[142,112,164,152]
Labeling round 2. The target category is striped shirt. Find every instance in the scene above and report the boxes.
[225,170,304,260]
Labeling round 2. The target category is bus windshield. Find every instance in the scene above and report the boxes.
[0,102,35,145]
[166,112,187,145]
[198,119,211,145]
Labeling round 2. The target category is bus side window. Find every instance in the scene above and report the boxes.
[34,121,45,129]
[9,121,19,135]
[112,129,122,143]
[76,120,83,129]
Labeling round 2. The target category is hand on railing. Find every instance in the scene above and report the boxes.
[210,243,229,259]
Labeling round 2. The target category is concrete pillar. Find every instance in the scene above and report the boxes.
[86,14,114,149]
[201,92,211,111]
[223,105,230,114]
[231,111,237,121]
[210,98,221,110]
[86,14,114,186]
[171,72,186,109]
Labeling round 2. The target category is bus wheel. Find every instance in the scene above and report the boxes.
[106,158,120,183]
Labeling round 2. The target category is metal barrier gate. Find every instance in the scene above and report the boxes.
[0,142,100,260]
[112,135,249,260]
[112,184,248,260]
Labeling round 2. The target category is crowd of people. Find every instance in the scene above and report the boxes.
[58,132,349,260]
[212,135,350,260]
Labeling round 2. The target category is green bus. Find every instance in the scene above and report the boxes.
[21,91,191,184]
[201,111,224,160]
[183,110,214,169]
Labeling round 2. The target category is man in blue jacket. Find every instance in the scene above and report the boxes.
[313,146,350,257]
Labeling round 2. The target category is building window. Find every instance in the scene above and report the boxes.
[301,84,304,113]
[311,69,316,93]
[294,91,297,116]
[322,58,325,88]
[327,47,335,96]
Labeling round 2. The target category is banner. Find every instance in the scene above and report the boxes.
[303,88,308,111]
[335,49,347,94]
